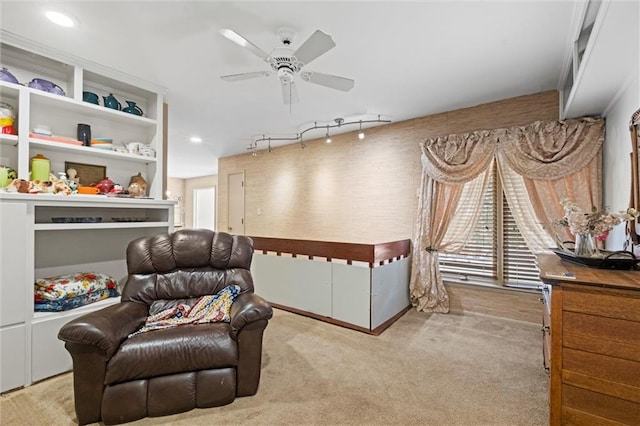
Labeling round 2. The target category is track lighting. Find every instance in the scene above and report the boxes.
[358,121,365,140]
[325,126,332,144]
[248,115,390,153]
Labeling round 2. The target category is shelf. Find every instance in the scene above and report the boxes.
[29,88,157,127]
[32,296,121,321]
[0,80,21,98]
[0,192,175,206]
[0,134,18,145]
[35,221,169,230]
[29,138,157,164]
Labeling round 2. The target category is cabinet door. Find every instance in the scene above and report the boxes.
[332,263,371,329]
[251,254,332,317]
[0,324,27,392]
[371,257,410,329]
[0,202,28,326]
[31,314,81,382]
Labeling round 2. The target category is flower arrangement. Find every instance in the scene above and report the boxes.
[558,198,639,241]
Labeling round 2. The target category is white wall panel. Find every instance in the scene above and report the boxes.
[252,254,332,317]
[371,258,411,329]
[331,263,370,328]
[0,324,26,392]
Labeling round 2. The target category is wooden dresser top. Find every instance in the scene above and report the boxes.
[537,253,640,291]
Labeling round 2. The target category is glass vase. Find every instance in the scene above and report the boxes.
[574,232,597,257]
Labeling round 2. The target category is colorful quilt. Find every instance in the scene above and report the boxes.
[35,288,120,312]
[129,285,240,337]
[35,272,119,302]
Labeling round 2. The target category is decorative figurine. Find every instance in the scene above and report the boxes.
[128,173,147,197]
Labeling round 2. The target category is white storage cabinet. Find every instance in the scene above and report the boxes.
[0,35,173,393]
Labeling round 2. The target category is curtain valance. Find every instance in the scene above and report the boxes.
[420,117,604,184]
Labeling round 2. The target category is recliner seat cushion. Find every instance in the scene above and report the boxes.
[105,322,237,385]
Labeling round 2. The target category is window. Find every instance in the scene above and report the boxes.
[439,165,541,289]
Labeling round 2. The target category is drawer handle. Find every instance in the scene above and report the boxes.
[541,325,550,333]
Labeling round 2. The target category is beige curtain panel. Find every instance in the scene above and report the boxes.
[411,117,604,313]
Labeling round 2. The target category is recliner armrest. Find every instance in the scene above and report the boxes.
[58,301,149,358]
[229,293,273,336]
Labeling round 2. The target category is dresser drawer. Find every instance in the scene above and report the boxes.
[562,383,640,425]
[563,285,640,322]
[562,348,640,404]
[563,311,640,362]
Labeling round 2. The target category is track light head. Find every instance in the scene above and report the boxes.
[358,121,364,140]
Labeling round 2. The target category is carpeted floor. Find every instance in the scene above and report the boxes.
[0,308,548,425]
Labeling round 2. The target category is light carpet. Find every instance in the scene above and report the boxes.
[0,308,548,425]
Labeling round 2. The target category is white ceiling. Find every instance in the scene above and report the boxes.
[0,1,581,178]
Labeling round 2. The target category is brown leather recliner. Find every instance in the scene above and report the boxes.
[58,229,273,425]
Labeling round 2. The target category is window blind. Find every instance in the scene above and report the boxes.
[439,165,541,288]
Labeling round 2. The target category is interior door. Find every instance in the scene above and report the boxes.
[227,171,245,234]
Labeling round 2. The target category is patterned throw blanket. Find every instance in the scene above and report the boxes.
[129,285,240,337]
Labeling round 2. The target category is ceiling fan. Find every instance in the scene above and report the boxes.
[219,27,354,104]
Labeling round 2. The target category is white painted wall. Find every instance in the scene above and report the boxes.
[603,62,639,250]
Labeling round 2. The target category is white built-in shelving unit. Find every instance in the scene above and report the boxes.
[0,34,174,393]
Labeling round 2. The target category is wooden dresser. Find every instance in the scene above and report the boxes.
[537,254,640,425]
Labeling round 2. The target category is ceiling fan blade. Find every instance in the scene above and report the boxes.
[221,71,272,82]
[301,71,354,92]
[282,81,299,104]
[293,30,336,66]
[219,29,269,60]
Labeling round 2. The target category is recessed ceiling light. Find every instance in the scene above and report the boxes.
[190,136,202,143]
[45,10,76,28]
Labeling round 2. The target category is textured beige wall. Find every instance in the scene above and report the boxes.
[218,91,559,243]
[184,175,218,229]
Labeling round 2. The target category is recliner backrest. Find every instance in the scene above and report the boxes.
[121,229,255,306]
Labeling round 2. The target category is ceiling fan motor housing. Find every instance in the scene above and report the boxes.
[269,48,303,84]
